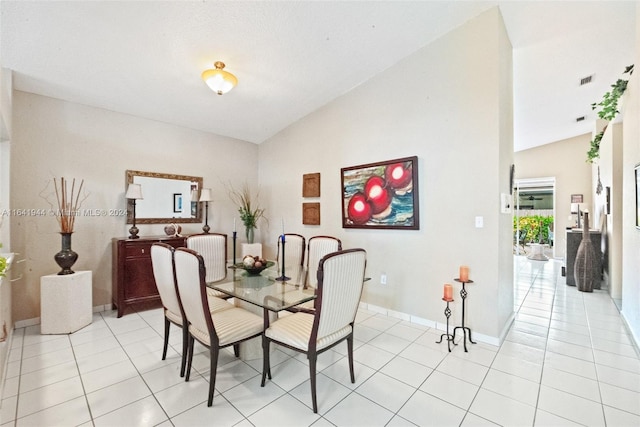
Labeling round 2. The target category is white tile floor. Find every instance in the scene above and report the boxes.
[1,257,639,426]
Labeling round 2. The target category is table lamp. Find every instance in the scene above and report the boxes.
[125,183,143,239]
[199,188,213,233]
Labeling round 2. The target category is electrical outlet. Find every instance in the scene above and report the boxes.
[380,273,387,285]
[475,216,484,228]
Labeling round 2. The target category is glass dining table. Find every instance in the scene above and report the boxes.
[207,263,315,359]
[208,263,315,312]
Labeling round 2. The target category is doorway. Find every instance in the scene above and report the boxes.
[514,177,556,259]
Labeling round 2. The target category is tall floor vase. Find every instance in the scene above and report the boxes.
[574,212,598,292]
[54,232,78,275]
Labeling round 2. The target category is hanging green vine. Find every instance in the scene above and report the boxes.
[587,64,634,163]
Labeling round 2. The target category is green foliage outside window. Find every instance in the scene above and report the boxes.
[514,215,554,244]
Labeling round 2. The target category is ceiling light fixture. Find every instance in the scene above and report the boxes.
[201,61,237,95]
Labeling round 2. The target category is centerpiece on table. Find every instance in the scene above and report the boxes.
[233,255,274,275]
[226,182,266,244]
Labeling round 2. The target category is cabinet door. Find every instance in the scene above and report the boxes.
[123,257,157,300]
[123,242,155,300]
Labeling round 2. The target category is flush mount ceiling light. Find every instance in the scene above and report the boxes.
[201,61,237,95]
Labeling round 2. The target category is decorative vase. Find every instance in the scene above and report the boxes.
[54,232,78,275]
[574,212,597,292]
[246,227,254,244]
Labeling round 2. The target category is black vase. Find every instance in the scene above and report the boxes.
[54,232,78,275]
[574,212,597,292]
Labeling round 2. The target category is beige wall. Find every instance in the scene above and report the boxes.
[620,4,640,344]
[10,92,259,321]
[594,122,623,298]
[514,133,593,259]
[1,68,11,248]
[259,8,514,342]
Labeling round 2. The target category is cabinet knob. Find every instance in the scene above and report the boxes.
[141,249,145,254]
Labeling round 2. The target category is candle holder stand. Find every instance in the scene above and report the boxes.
[436,298,456,352]
[232,231,237,266]
[276,235,290,282]
[452,278,476,352]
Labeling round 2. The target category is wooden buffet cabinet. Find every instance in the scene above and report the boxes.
[112,235,187,317]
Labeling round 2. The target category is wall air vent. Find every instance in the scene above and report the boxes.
[580,75,594,86]
[576,116,586,122]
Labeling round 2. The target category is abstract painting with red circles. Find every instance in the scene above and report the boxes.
[341,156,419,230]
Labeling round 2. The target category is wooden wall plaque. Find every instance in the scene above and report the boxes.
[303,173,321,197]
[302,202,320,225]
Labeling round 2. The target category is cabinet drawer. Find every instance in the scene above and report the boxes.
[124,243,153,258]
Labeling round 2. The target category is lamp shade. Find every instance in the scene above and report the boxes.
[199,188,213,202]
[201,61,237,95]
[125,183,143,200]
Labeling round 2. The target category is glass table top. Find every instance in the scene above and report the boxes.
[208,263,315,312]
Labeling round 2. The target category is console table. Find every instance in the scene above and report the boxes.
[565,229,602,289]
[112,235,187,317]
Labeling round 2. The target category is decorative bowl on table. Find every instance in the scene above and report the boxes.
[234,255,274,275]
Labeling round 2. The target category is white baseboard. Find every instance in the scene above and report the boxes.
[359,301,501,346]
[15,304,113,329]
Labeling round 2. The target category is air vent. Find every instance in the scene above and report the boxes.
[576,116,586,122]
[580,75,594,86]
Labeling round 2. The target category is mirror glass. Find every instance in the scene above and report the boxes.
[126,170,203,224]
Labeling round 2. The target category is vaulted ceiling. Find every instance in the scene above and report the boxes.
[1,1,636,151]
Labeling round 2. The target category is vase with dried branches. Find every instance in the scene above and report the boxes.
[44,177,87,275]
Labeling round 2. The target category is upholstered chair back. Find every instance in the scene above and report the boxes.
[174,248,214,346]
[187,233,227,283]
[150,243,182,324]
[306,236,342,288]
[314,249,366,340]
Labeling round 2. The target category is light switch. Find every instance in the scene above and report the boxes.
[475,216,484,228]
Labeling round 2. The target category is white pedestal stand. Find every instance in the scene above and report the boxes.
[40,270,92,334]
[527,243,549,261]
[236,299,276,360]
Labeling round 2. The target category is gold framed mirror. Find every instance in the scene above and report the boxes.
[126,170,203,224]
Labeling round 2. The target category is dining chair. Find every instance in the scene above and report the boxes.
[305,236,342,289]
[150,243,189,377]
[261,248,367,413]
[286,235,342,313]
[173,247,264,407]
[276,232,305,265]
[186,233,230,299]
[151,243,234,378]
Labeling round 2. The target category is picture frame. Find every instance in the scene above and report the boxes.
[635,164,640,229]
[571,194,583,203]
[303,173,321,197]
[173,193,182,213]
[302,202,320,225]
[341,156,419,230]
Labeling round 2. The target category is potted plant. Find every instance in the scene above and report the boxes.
[0,251,6,278]
[587,64,634,163]
[226,182,266,243]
